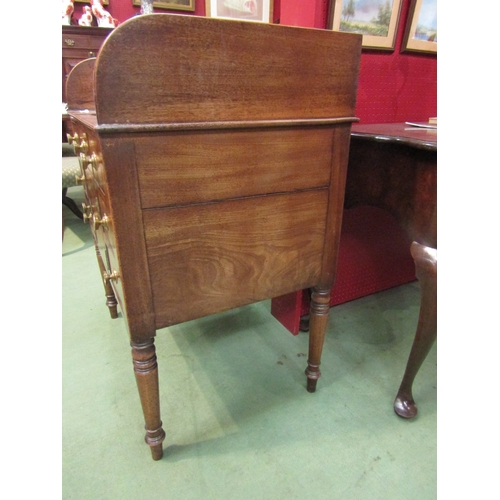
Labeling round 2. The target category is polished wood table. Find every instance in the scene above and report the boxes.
[347,122,436,247]
[347,123,437,418]
[272,122,437,418]
[66,14,362,460]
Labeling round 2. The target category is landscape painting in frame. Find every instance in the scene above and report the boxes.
[402,0,437,53]
[205,0,272,23]
[329,0,403,50]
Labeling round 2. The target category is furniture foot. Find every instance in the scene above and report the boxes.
[131,338,166,460]
[394,241,437,419]
[95,244,119,319]
[104,286,119,319]
[305,287,330,393]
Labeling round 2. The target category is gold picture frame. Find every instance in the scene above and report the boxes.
[132,0,195,12]
[402,0,437,54]
[205,0,273,23]
[328,0,403,50]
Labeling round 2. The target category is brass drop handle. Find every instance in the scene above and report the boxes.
[75,138,88,156]
[67,133,79,145]
[103,270,120,284]
[75,174,85,185]
[86,152,99,170]
[93,214,109,231]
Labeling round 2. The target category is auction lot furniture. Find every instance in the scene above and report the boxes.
[272,123,437,418]
[66,14,362,460]
[62,25,113,139]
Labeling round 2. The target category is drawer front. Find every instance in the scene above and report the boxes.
[136,127,334,209]
[144,189,328,327]
[62,33,107,51]
[70,123,123,309]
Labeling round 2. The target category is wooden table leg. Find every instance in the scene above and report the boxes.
[394,241,437,419]
[305,287,330,393]
[131,338,166,460]
[95,243,118,319]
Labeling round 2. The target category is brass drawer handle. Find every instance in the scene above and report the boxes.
[67,132,79,145]
[64,38,75,46]
[75,174,85,185]
[82,203,92,223]
[93,214,109,231]
[85,152,99,170]
[103,270,120,284]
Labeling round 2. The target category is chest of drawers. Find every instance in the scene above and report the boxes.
[66,14,362,461]
[62,26,112,138]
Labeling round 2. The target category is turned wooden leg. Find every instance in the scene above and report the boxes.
[394,241,437,419]
[305,287,331,393]
[95,243,118,319]
[131,338,166,460]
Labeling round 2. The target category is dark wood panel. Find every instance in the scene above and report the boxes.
[344,137,437,248]
[95,14,361,124]
[144,190,328,327]
[136,127,333,208]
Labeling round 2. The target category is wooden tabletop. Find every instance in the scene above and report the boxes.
[350,122,437,151]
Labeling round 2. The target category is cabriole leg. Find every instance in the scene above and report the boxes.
[305,287,331,393]
[394,242,437,418]
[131,338,166,460]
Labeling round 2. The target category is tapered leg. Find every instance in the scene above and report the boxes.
[394,242,437,418]
[131,338,166,460]
[95,243,118,319]
[305,287,331,393]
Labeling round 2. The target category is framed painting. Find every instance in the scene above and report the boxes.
[328,0,403,50]
[75,0,109,4]
[402,0,437,53]
[132,0,195,12]
[205,0,273,23]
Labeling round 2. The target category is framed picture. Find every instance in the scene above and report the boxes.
[132,0,195,12]
[328,0,403,50]
[75,0,109,4]
[402,0,437,53]
[205,0,273,23]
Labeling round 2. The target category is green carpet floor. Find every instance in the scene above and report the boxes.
[62,186,436,499]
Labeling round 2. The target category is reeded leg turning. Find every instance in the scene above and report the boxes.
[131,338,166,460]
[394,242,437,419]
[305,287,331,393]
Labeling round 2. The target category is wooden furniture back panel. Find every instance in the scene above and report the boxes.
[62,26,112,103]
[65,58,97,112]
[135,128,333,209]
[95,15,361,124]
[144,190,328,327]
